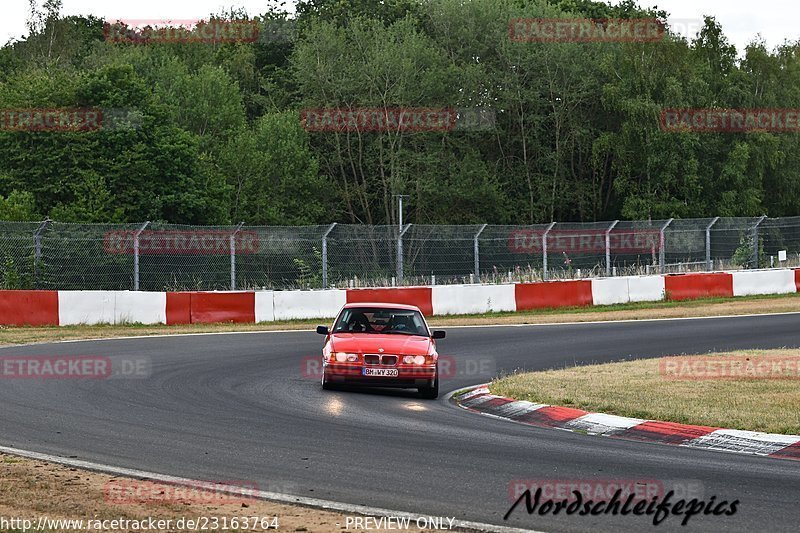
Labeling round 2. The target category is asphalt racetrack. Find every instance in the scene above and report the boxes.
[1,314,800,532]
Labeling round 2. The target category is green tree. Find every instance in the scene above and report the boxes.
[219,111,328,224]
[0,190,39,220]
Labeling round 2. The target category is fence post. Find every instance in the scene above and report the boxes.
[605,220,619,277]
[133,221,150,291]
[32,218,50,289]
[396,224,411,284]
[705,217,719,271]
[542,222,556,280]
[473,224,487,282]
[752,215,767,269]
[230,222,244,290]
[659,218,674,274]
[322,222,337,288]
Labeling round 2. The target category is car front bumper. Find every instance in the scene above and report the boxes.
[324,363,436,388]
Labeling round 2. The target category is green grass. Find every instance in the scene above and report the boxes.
[490,349,800,434]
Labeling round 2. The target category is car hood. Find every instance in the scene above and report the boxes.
[330,333,431,356]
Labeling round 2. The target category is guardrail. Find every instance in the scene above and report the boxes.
[2,268,797,326]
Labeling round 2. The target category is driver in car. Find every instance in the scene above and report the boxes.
[386,314,415,333]
[347,311,374,332]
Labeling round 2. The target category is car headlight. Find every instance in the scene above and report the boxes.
[403,355,428,365]
[334,352,359,363]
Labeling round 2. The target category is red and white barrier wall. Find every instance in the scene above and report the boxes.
[2,269,799,326]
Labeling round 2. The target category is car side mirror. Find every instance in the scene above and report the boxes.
[432,330,446,339]
[316,325,329,335]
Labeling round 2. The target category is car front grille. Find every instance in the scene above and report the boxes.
[364,354,398,366]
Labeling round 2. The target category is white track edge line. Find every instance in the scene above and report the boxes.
[0,445,541,533]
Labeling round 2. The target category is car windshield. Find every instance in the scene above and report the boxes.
[332,307,429,336]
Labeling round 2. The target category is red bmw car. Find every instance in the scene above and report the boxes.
[316,303,446,399]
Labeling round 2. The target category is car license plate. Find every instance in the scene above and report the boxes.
[363,368,398,377]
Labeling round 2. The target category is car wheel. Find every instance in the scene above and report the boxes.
[321,367,333,390]
[418,371,439,399]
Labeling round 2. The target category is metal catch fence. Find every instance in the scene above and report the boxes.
[1,217,798,291]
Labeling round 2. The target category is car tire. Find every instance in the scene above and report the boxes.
[418,372,439,399]
[321,367,333,390]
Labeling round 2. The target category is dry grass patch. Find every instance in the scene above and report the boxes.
[0,452,437,532]
[490,349,800,435]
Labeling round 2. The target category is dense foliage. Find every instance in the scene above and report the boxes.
[1,0,798,225]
